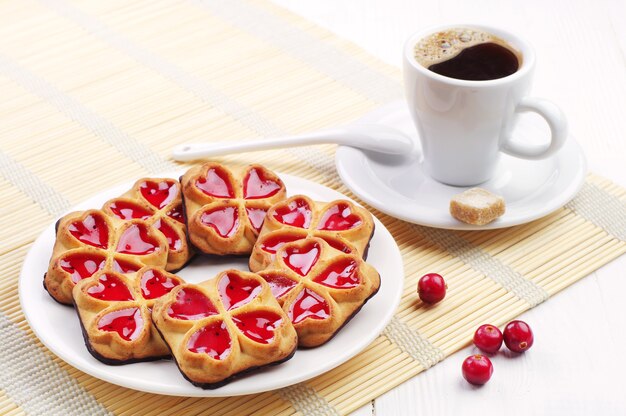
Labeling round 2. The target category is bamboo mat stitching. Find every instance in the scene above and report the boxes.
[0,314,112,416]
[194,0,403,103]
[382,317,445,369]
[277,384,341,416]
[565,182,626,241]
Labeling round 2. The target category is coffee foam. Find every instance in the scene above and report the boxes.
[413,28,521,67]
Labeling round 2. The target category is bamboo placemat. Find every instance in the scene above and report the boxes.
[1,0,625,415]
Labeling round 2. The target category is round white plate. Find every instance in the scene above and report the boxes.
[19,172,403,397]
[336,101,587,230]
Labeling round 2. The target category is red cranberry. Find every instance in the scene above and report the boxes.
[503,320,534,353]
[417,273,446,304]
[462,354,493,385]
[473,324,503,354]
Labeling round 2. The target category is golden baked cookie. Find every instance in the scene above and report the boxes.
[73,267,184,363]
[257,237,380,347]
[152,269,297,388]
[102,178,192,270]
[181,163,287,255]
[45,210,168,304]
[249,195,374,272]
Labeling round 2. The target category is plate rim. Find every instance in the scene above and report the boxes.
[336,101,587,230]
[19,171,404,397]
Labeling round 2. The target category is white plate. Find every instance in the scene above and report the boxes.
[336,101,587,230]
[19,172,403,397]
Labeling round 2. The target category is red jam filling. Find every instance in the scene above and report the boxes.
[200,206,239,238]
[281,241,320,276]
[140,180,178,209]
[98,307,144,341]
[59,253,106,284]
[272,198,312,228]
[116,224,160,255]
[195,167,234,198]
[166,203,185,223]
[317,203,362,231]
[259,233,303,254]
[218,272,261,311]
[187,321,231,359]
[313,258,360,289]
[246,207,267,232]
[140,268,180,300]
[167,288,218,320]
[231,311,282,344]
[68,214,109,249]
[87,273,134,301]
[112,258,141,274]
[243,168,282,199]
[288,288,330,324]
[153,218,182,251]
[106,200,152,221]
[319,236,353,254]
[260,273,297,299]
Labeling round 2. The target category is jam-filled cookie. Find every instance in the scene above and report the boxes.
[73,267,184,363]
[45,210,168,304]
[152,269,297,388]
[181,163,287,255]
[102,178,192,270]
[249,195,374,272]
[257,237,380,347]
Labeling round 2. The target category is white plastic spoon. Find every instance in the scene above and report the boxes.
[171,124,414,161]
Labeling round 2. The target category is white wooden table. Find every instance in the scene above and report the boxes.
[272,1,626,414]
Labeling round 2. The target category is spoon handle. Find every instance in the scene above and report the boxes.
[172,130,340,161]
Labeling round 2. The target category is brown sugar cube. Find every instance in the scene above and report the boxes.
[450,188,505,225]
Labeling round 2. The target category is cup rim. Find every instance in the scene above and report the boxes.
[403,24,535,87]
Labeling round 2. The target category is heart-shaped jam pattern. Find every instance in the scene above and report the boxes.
[166,204,184,223]
[60,252,107,283]
[260,233,303,254]
[281,241,320,276]
[200,206,239,238]
[140,180,178,209]
[107,201,152,221]
[140,269,180,300]
[154,219,182,251]
[259,273,297,299]
[313,258,360,289]
[116,224,160,255]
[218,272,262,311]
[68,214,109,249]
[98,307,144,341]
[317,203,362,231]
[168,288,218,320]
[112,258,142,274]
[272,198,312,228]
[187,321,231,359]
[288,288,330,324]
[319,236,353,254]
[87,273,134,301]
[246,207,267,232]
[231,311,283,344]
[243,168,282,199]
[195,167,234,198]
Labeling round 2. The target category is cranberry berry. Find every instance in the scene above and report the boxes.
[503,320,534,353]
[417,273,447,304]
[462,354,493,385]
[473,324,503,354]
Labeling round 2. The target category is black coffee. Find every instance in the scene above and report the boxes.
[428,42,519,81]
[413,28,521,81]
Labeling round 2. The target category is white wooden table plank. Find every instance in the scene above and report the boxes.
[271,1,626,414]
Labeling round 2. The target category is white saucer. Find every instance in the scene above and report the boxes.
[336,101,587,230]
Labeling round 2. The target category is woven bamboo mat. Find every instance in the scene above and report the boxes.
[1,0,625,415]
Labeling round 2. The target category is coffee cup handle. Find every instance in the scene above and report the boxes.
[500,97,568,160]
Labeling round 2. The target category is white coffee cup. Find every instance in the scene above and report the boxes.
[403,24,567,186]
